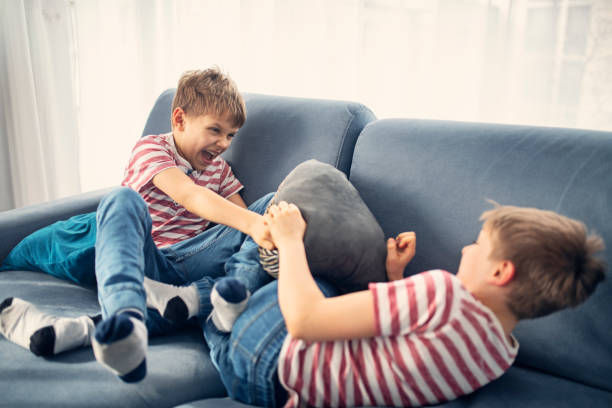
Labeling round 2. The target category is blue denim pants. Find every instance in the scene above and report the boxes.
[204,279,338,408]
[95,187,274,326]
[5,186,274,335]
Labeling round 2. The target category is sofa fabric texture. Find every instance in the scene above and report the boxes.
[350,119,612,393]
[1,90,611,407]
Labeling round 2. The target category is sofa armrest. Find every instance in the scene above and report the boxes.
[0,187,115,263]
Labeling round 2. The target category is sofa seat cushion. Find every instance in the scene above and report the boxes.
[176,365,612,408]
[430,366,612,408]
[0,270,226,408]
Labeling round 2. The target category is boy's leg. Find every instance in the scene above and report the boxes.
[92,187,256,380]
[145,232,274,324]
[204,278,338,407]
[0,187,184,358]
[91,187,159,382]
[192,222,274,319]
[209,278,250,332]
[1,188,271,360]
[145,193,275,322]
[168,192,275,283]
[203,278,250,368]
[203,280,287,408]
[140,218,253,323]
[94,187,158,319]
[0,212,98,286]
[0,295,182,356]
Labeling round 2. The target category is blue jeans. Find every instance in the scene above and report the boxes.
[204,279,339,408]
[23,186,273,335]
[95,187,274,328]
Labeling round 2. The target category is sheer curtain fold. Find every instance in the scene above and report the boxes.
[0,0,80,208]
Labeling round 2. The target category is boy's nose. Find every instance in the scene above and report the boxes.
[217,137,231,150]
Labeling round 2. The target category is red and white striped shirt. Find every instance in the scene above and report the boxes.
[278,269,518,408]
[121,133,243,247]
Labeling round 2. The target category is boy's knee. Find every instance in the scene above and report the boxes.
[98,187,148,218]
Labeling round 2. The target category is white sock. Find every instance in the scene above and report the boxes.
[143,277,199,322]
[210,278,250,332]
[91,310,147,383]
[0,297,94,356]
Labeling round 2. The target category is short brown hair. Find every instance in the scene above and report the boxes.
[481,205,606,320]
[171,67,246,128]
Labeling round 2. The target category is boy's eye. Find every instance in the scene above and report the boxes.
[209,127,220,133]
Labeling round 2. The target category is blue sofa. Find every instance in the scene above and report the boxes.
[1,90,610,408]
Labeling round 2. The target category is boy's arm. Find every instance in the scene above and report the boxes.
[226,192,248,209]
[153,167,273,249]
[267,202,377,342]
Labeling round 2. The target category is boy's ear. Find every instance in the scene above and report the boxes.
[489,260,515,286]
[172,107,186,130]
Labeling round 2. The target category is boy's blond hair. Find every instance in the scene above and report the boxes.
[480,205,606,320]
[171,67,246,128]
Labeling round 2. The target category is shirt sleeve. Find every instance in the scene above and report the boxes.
[217,159,244,198]
[369,270,456,337]
[121,136,177,193]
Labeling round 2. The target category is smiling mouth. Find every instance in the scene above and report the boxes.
[202,150,219,161]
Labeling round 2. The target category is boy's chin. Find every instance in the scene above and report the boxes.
[192,158,212,170]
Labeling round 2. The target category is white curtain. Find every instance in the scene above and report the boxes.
[1,0,611,208]
[0,0,80,209]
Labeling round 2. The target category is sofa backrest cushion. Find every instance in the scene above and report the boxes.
[142,90,375,204]
[349,118,612,392]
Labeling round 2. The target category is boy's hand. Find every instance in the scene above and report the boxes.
[385,232,416,281]
[264,201,306,248]
[250,214,275,250]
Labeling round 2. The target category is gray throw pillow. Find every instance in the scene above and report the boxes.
[260,159,387,293]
